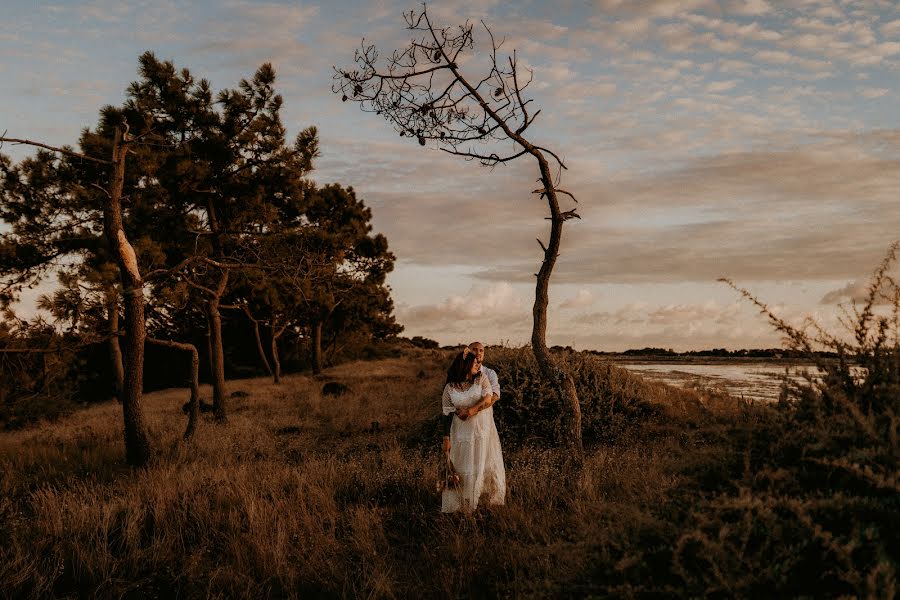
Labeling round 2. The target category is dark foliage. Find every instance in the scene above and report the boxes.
[487,347,660,448]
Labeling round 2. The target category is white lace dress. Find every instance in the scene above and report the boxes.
[441,376,506,512]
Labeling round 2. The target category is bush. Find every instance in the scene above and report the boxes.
[485,347,660,448]
[0,316,97,429]
[677,243,900,597]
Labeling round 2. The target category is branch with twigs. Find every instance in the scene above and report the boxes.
[332,5,567,173]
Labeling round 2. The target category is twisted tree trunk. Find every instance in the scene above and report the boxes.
[532,156,583,461]
[445,61,584,461]
[147,337,200,439]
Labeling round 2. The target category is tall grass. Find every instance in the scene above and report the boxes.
[0,347,742,598]
[0,310,894,598]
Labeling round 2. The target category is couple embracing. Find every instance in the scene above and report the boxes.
[440,342,506,513]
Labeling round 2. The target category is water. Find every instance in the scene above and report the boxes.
[616,361,813,402]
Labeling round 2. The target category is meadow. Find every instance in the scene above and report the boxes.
[0,346,894,598]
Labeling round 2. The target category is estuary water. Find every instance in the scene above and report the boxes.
[616,360,813,402]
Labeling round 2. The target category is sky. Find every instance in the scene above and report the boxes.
[2,0,899,351]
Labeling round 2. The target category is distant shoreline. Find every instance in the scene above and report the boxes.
[603,354,819,365]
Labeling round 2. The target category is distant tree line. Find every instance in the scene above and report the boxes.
[589,347,842,359]
[0,53,401,460]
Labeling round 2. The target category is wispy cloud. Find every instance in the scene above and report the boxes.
[5,0,900,350]
[190,2,320,73]
[560,289,595,310]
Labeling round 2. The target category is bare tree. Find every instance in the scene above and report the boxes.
[334,5,583,457]
[1,127,153,466]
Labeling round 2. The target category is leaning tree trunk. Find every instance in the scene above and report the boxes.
[242,305,273,378]
[310,320,323,375]
[532,155,583,461]
[438,60,583,460]
[106,289,125,402]
[147,338,200,439]
[103,126,151,467]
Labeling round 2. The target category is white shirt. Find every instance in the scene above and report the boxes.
[480,365,500,398]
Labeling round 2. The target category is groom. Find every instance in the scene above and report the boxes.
[468,341,500,407]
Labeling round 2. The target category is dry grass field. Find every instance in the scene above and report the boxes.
[0,347,892,598]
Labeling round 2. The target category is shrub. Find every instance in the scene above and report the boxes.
[675,243,900,597]
[486,347,661,448]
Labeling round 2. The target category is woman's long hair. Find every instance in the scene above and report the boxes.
[446,350,480,385]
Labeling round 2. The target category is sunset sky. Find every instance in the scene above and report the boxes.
[2,0,899,351]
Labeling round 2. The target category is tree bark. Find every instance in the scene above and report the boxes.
[532,156,583,461]
[205,199,229,421]
[103,126,151,467]
[311,320,323,375]
[207,294,227,421]
[183,343,200,439]
[146,337,200,439]
[270,323,283,384]
[242,305,273,377]
[107,290,124,402]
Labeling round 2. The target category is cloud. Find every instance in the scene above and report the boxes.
[820,274,899,306]
[75,0,132,23]
[321,126,900,290]
[862,87,890,99]
[565,299,783,351]
[396,282,531,341]
[190,2,320,73]
[820,279,869,304]
[560,288,595,309]
[593,0,718,18]
[725,0,773,16]
[754,49,795,64]
[705,79,738,93]
[458,136,900,285]
[882,19,900,38]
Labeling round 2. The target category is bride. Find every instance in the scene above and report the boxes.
[441,347,506,512]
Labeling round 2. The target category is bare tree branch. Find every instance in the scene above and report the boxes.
[0,137,111,165]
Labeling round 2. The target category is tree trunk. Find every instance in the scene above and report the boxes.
[270,323,282,384]
[207,296,227,421]
[326,331,339,364]
[311,320,323,375]
[107,290,124,402]
[243,306,273,377]
[184,343,200,439]
[147,338,200,440]
[205,315,213,380]
[104,126,151,467]
[0,127,152,466]
[205,200,229,421]
[532,155,583,461]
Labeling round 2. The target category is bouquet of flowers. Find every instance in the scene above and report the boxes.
[437,451,461,492]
